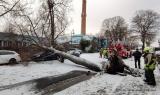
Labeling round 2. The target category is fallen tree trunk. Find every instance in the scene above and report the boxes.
[42,46,101,72]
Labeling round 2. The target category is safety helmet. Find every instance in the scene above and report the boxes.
[143,47,153,53]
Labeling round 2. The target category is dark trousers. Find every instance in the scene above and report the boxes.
[134,58,141,69]
[145,70,156,85]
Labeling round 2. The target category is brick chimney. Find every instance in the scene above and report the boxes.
[81,0,87,35]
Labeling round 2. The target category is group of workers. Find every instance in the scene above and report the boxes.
[132,48,157,86]
[100,47,157,86]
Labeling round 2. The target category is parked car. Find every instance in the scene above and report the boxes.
[0,50,21,64]
[69,48,82,54]
[31,50,64,63]
[67,48,82,57]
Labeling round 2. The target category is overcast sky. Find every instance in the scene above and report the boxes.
[69,0,160,35]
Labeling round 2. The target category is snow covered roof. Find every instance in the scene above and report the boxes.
[56,34,95,44]
[56,35,70,44]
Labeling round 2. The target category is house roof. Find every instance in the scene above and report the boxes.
[0,32,43,43]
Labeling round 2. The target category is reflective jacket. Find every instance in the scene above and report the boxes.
[103,49,108,56]
[144,53,156,71]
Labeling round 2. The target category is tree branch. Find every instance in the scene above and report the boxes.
[0,0,20,17]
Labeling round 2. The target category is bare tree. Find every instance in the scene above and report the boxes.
[0,0,20,17]
[127,35,140,49]
[7,0,101,71]
[8,0,71,47]
[41,0,71,47]
[0,0,100,72]
[132,10,160,50]
[102,16,128,44]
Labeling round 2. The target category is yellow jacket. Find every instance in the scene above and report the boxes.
[144,53,156,71]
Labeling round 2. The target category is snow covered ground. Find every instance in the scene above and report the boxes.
[0,59,90,95]
[0,53,159,95]
[0,60,89,87]
[55,53,160,95]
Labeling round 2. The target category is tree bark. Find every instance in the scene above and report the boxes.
[42,46,101,72]
[142,34,145,52]
[48,0,55,47]
[142,40,145,52]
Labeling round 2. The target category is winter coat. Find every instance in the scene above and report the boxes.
[99,48,104,57]
[144,53,156,71]
[103,49,108,56]
[132,51,142,59]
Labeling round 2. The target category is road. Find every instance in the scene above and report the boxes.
[0,53,159,95]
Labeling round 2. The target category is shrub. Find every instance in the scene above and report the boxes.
[80,39,90,52]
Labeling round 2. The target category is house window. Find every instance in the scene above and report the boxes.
[0,51,15,55]
[0,41,1,47]
[6,41,9,47]
[8,41,12,47]
[15,41,19,47]
[23,42,26,47]
[1,41,4,47]
[3,41,7,47]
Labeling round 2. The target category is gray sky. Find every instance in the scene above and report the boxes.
[69,0,160,35]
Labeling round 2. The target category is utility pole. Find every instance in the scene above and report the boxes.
[81,0,87,35]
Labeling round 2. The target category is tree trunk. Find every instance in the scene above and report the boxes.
[42,46,101,72]
[48,0,55,47]
[142,35,145,52]
[142,42,145,52]
[50,9,55,47]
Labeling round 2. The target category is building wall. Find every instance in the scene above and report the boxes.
[0,40,27,50]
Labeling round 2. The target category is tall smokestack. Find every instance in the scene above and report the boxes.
[81,0,86,35]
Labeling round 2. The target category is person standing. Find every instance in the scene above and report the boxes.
[143,50,156,86]
[99,48,104,58]
[132,49,142,69]
[103,48,108,59]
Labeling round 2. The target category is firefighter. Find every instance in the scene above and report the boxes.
[143,49,156,86]
[99,48,104,58]
[103,48,108,59]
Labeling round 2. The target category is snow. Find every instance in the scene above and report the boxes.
[55,53,160,95]
[0,83,36,95]
[80,53,108,68]
[0,53,159,95]
[55,74,124,95]
[0,59,90,95]
[155,51,160,55]
[0,60,88,86]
